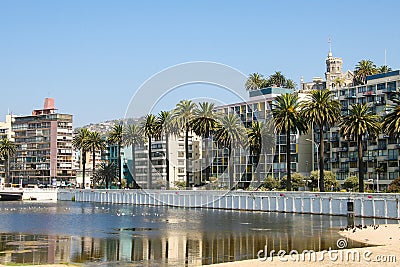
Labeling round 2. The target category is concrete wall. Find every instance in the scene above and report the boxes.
[58,189,400,219]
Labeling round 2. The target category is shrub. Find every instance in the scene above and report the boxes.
[280,173,305,191]
[388,177,400,193]
[309,170,339,191]
[343,176,359,191]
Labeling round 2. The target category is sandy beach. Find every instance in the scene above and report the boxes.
[209,224,400,267]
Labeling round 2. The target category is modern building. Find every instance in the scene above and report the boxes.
[124,132,202,189]
[210,87,312,187]
[10,98,74,186]
[326,70,400,190]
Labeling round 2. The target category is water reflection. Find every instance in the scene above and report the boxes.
[0,202,397,266]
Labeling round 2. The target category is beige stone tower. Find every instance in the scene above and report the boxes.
[325,51,353,89]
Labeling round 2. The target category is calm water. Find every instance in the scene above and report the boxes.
[0,201,396,266]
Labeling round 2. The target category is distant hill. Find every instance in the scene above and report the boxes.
[75,117,143,136]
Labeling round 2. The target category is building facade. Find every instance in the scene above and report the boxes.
[10,98,74,186]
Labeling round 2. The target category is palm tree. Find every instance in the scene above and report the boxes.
[156,111,178,190]
[354,60,378,85]
[340,104,381,193]
[285,79,297,89]
[333,77,345,88]
[94,162,117,189]
[377,65,392,74]
[268,71,287,87]
[0,138,16,187]
[191,102,218,183]
[247,121,274,185]
[383,91,400,136]
[73,128,90,189]
[245,73,266,90]
[272,93,307,191]
[301,89,341,191]
[142,114,158,189]
[123,123,145,188]
[214,113,246,189]
[173,100,197,189]
[85,131,106,188]
[107,124,124,189]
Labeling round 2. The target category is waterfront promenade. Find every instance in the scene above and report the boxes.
[59,189,400,219]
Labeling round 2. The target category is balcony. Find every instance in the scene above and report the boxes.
[345,95,357,99]
[330,136,339,142]
[338,168,349,173]
[329,158,339,163]
[363,91,376,96]
[337,147,348,152]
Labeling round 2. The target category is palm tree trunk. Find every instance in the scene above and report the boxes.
[358,135,365,193]
[82,149,86,189]
[131,145,136,188]
[229,145,234,189]
[6,153,9,187]
[255,153,260,184]
[118,143,122,189]
[148,137,152,189]
[286,130,292,191]
[319,127,325,192]
[185,126,190,189]
[92,148,96,189]
[165,134,170,190]
[205,135,210,182]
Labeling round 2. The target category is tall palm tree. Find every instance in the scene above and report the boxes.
[245,73,266,90]
[301,89,341,191]
[333,77,345,88]
[73,128,90,189]
[191,102,218,183]
[383,91,400,137]
[247,121,274,185]
[107,124,124,189]
[285,79,297,89]
[142,114,158,189]
[340,104,381,193]
[272,93,307,191]
[156,111,178,190]
[0,138,16,187]
[94,162,117,189]
[214,113,246,189]
[377,65,392,74]
[173,100,197,189]
[268,71,287,87]
[354,60,377,85]
[123,123,145,188]
[85,131,106,188]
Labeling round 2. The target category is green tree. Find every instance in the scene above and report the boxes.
[142,114,158,189]
[301,89,341,191]
[245,73,266,90]
[387,177,400,193]
[343,176,359,191]
[383,91,400,137]
[280,172,305,191]
[0,138,16,187]
[156,111,178,189]
[285,79,297,89]
[191,102,218,183]
[340,104,381,192]
[333,77,345,88]
[309,170,339,191]
[123,124,145,188]
[260,175,278,190]
[173,100,197,189]
[73,128,90,189]
[354,60,378,85]
[247,121,274,184]
[107,124,124,189]
[214,113,246,189]
[268,71,286,87]
[377,65,392,74]
[85,131,106,188]
[272,93,307,191]
[94,162,117,189]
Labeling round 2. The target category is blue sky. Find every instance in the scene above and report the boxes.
[1,0,400,127]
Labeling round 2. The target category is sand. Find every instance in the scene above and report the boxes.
[209,224,400,266]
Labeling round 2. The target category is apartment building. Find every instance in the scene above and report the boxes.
[326,71,400,189]
[10,98,74,186]
[211,87,312,187]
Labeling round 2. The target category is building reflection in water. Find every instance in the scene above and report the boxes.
[0,227,368,266]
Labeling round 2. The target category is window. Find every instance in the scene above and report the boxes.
[388,149,398,160]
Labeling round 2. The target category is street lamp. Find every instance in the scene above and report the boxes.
[306,138,320,190]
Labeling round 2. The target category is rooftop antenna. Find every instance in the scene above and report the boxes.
[328,37,332,54]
